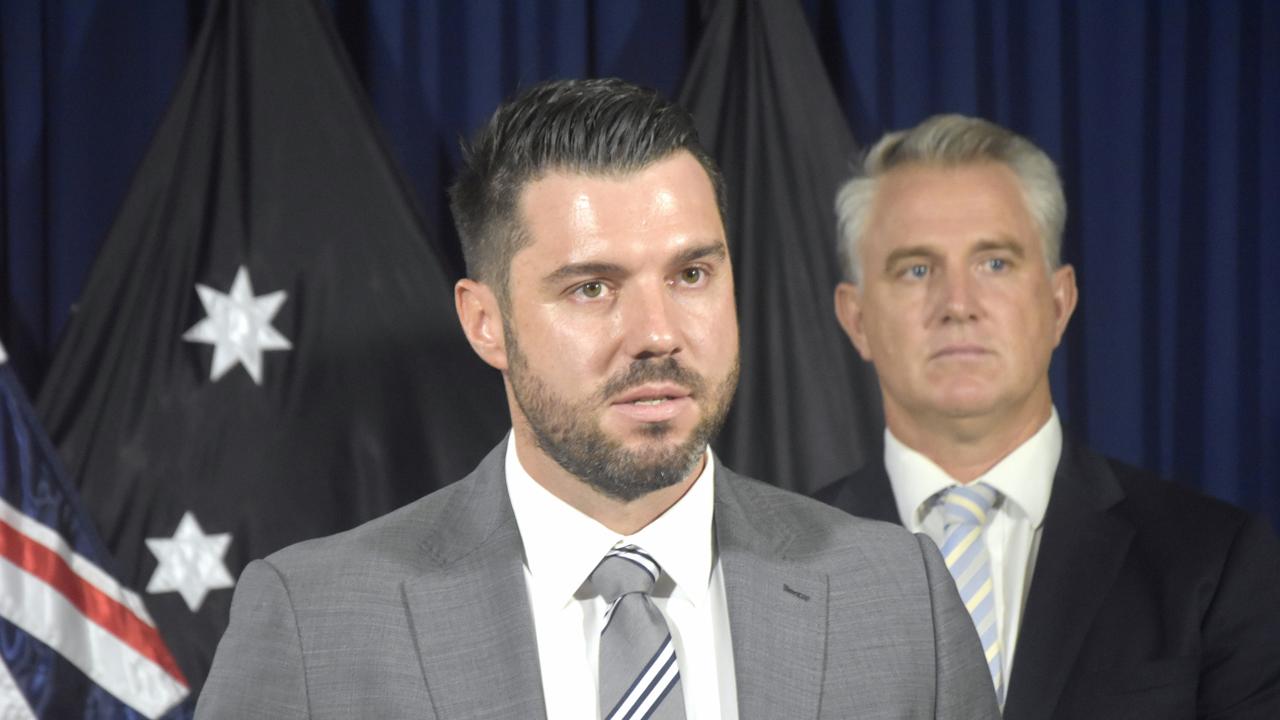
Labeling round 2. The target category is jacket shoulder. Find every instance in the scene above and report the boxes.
[262,441,510,580]
[259,467,490,594]
[720,470,925,570]
[1108,455,1246,513]
[1089,451,1266,546]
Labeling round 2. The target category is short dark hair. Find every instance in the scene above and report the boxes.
[448,77,725,303]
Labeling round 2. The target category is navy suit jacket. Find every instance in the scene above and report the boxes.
[815,439,1280,719]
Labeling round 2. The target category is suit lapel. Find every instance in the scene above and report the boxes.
[402,442,547,720]
[1002,440,1133,720]
[716,464,828,719]
[847,440,1137,718]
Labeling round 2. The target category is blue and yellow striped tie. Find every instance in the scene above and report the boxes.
[939,483,1004,706]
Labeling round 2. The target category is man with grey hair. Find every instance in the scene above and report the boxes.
[817,114,1280,719]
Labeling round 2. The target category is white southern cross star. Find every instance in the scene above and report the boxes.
[145,511,234,612]
[183,265,292,384]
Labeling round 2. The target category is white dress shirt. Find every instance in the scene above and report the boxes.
[505,435,739,720]
[885,408,1062,688]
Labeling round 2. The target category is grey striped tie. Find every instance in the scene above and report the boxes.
[592,545,685,720]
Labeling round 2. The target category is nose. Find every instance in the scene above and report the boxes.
[620,282,681,359]
[934,265,981,324]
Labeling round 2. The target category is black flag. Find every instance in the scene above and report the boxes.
[36,0,507,693]
[679,0,883,491]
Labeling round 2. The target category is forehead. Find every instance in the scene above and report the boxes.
[866,162,1040,254]
[514,151,725,262]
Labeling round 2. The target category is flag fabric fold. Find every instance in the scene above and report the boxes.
[679,0,883,491]
[35,0,508,693]
[0,341,190,718]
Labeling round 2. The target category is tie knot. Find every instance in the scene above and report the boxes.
[591,545,661,603]
[940,483,999,527]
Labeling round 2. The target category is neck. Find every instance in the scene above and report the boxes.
[511,424,701,535]
[886,398,1053,484]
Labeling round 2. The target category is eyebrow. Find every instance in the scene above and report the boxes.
[542,261,626,287]
[882,245,939,272]
[541,240,728,287]
[971,238,1026,259]
[881,237,1027,272]
[672,241,729,267]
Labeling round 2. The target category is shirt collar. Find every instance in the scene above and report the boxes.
[884,407,1062,530]
[504,433,717,609]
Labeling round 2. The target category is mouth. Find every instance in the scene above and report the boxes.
[613,384,690,403]
[930,344,992,360]
[609,384,694,423]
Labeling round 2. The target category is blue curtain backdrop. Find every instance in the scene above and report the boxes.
[2,0,1277,529]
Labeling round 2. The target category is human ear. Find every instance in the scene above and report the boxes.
[454,279,509,371]
[834,281,874,361]
[1049,264,1078,346]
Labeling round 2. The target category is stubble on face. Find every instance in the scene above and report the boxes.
[505,317,739,502]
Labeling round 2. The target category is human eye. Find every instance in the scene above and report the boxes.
[981,256,1010,273]
[900,263,929,280]
[675,266,709,287]
[572,280,609,300]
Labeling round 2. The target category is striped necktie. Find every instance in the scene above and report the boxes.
[939,483,1005,705]
[591,544,685,720]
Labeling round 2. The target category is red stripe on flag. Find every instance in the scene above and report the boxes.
[0,517,189,687]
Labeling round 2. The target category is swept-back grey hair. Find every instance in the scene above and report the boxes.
[834,114,1066,283]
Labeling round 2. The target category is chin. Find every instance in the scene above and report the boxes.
[928,389,1003,419]
[609,413,697,442]
[634,420,677,439]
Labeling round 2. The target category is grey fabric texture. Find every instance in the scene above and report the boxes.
[195,439,999,719]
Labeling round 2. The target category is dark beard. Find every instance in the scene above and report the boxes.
[506,329,739,502]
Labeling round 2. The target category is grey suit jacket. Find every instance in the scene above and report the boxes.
[197,441,999,718]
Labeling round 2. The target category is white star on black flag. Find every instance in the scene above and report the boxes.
[183,265,292,384]
[145,512,235,612]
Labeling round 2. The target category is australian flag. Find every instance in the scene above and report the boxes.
[0,339,189,718]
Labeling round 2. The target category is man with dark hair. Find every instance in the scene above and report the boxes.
[197,79,998,719]
[449,78,727,307]
[818,113,1280,719]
